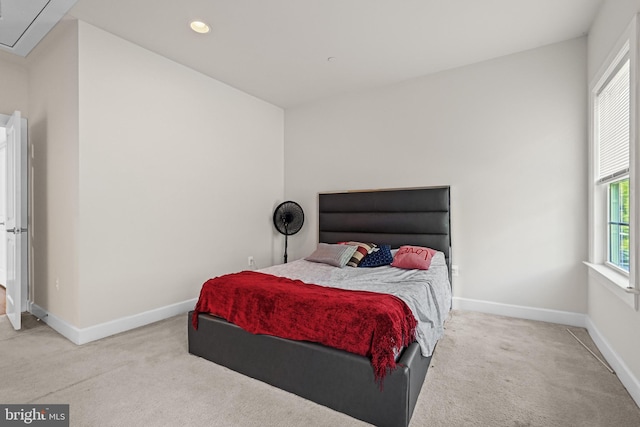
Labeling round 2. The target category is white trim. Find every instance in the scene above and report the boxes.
[585,262,636,308]
[30,303,81,343]
[588,13,640,311]
[452,297,587,327]
[29,298,197,345]
[26,296,640,409]
[586,316,640,407]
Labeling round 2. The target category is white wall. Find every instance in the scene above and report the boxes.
[0,52,28,117]
[76,22,284,327]
[587,0,640,391]
[285,37,588,314]
[22,19,285,331]
[27,18,80,326]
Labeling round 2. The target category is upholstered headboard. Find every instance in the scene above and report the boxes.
[318,186,452,281]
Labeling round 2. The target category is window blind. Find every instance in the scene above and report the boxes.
[597,57,630,183]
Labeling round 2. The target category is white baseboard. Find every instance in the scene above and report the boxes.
[30,298,197,345]
[452,296,640,408]
[586,317,640,407]
[452,297,588,327]
[30,303,82,344]
[27,295,640,409]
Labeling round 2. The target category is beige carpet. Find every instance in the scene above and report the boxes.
[1,310,639,427]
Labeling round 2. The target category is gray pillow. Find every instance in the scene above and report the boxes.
[305,243,358,268]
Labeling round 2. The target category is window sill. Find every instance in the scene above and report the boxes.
[584,262,638,309]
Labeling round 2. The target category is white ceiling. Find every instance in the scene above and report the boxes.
[9,0,605,108]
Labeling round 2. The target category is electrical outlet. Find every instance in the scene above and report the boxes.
[248,256,255,269]
[55,278,60,291]
[451,265,459,277]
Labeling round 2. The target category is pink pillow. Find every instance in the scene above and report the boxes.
[391,246,437,270]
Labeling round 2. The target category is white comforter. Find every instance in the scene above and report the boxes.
[259,252,452,357]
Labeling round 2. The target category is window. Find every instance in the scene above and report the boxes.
[596,55,630,273]
[588,14,640,308]
[608,177,630,271]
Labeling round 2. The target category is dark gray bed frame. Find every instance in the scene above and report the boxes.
[188,186,451,427]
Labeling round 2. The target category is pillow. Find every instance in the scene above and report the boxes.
[358,245,393,267]
[391,245,437,270]
[305,243,358,268]
[338,241,376,267]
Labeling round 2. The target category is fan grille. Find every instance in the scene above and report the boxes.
[273,201,304,236]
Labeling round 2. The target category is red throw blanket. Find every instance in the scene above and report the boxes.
[192,271,417,383]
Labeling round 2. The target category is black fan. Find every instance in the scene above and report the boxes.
[273,201,304,263]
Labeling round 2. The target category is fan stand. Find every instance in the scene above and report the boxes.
[283,223,289,263]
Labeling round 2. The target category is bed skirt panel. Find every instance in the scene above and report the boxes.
[188,311,431,427]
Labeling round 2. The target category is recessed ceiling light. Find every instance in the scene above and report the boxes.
[190,21,210,34]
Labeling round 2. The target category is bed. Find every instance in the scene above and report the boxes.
[188,186,452,427]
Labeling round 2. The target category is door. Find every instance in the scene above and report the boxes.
[4,111,27,330]
[0,133,6,285]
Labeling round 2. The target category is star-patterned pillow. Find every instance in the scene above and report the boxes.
[358,245,393,267]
